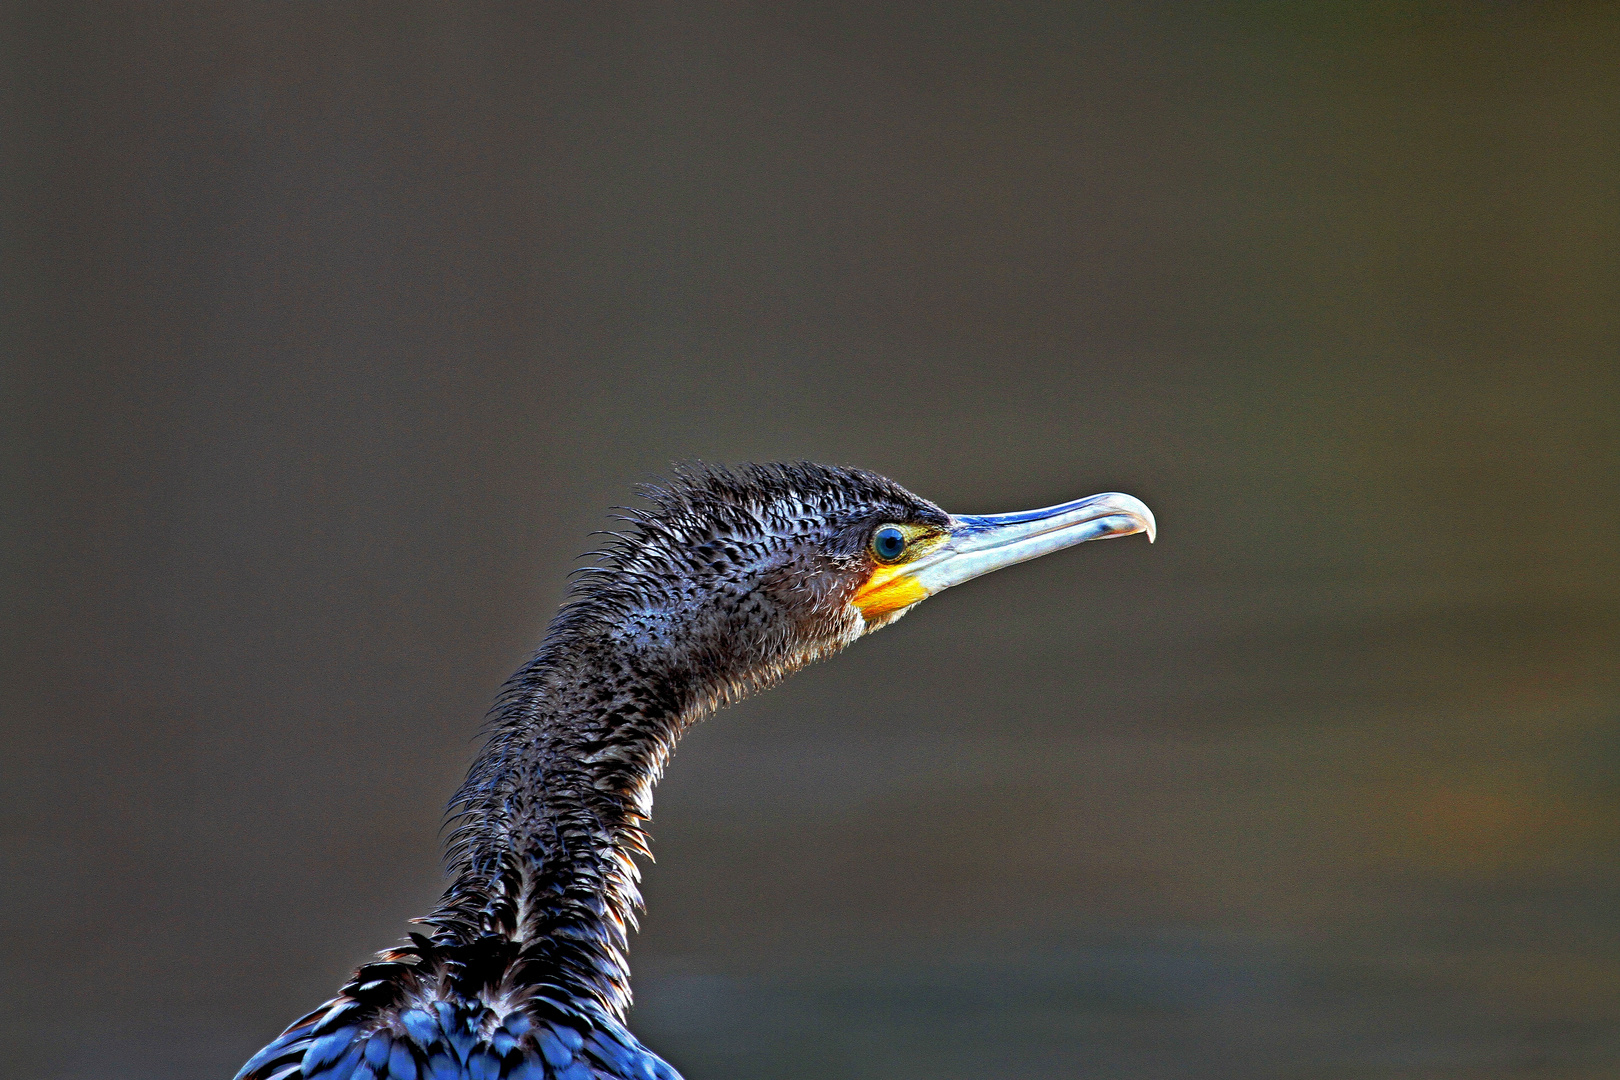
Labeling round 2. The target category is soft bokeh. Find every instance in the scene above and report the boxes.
[6,3,1617,1078]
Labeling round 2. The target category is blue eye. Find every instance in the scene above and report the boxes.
[872,525,908,562]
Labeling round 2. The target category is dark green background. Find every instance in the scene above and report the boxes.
[5,3,1617,1078]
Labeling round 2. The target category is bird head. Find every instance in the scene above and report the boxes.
[566,463,1154,710]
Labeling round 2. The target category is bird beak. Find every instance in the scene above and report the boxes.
[852,492,1156,620]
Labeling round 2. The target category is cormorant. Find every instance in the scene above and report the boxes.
[236,462,1155,1080]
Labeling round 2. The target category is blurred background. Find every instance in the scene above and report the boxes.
[5,3,1618,1078]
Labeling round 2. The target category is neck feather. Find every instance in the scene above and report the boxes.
[421,518,868,1020]
[424,618,728,1019]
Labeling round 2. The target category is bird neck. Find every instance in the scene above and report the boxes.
[426,621,726,1020]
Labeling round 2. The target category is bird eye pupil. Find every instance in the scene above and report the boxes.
[874,526,907,561]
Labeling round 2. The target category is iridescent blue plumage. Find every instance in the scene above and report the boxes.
[235,976,679,1080]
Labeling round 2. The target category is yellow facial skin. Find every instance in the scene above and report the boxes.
[850,525,947,620]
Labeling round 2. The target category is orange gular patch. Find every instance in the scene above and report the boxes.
[851,563,930,620]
